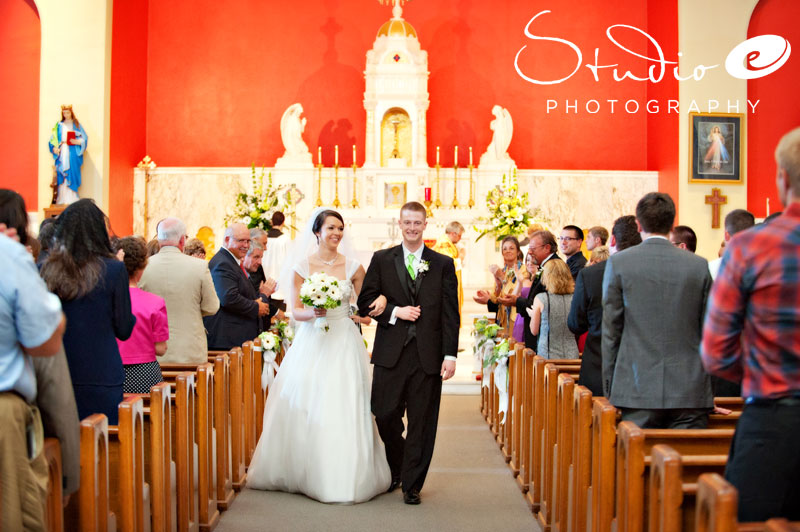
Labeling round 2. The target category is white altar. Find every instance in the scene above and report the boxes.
[131,1,658,290]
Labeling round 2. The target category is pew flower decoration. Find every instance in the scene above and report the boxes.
[271,320,294,350]
[473,318,501,384]
[483,339,512,424]
[226,164,286,231]
[258,331,281,390]
[299,272,343,332]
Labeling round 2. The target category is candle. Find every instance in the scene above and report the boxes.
[436,146,440,165]
[454,146,458,166]
[335,145,339,166]
[469,146,473,166]
[767,197,770,216]
[424,187,432,202]
[318,146,322,165]
[352,144,357,165]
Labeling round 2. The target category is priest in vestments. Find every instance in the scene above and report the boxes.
[433,221,465,317]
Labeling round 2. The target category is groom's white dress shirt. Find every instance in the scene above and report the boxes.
[389,243,457,362]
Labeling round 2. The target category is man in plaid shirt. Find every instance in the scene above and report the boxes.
[702,127,800,522]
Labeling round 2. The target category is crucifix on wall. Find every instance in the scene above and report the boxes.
[705,187,728,229]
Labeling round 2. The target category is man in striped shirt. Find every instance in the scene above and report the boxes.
[702,126,800,522]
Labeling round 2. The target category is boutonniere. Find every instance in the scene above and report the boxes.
[533,268,543,282]
[416,260,430,276]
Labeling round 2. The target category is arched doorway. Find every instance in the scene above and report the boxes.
[380,108,412,167]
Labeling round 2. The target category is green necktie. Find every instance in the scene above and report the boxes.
[406,254,416,280]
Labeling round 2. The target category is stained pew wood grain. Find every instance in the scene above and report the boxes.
[590,397,617,532]
[108,396,149,532]
[227,348,247,491]
[515,348,535,495]
[614,421,733,532]
[44,438,64,532]
[568,385,593,532]
[73,414,116,532]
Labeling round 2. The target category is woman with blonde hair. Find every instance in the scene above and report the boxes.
[529,260,579,359]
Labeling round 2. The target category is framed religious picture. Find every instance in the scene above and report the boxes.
[689,112,745,184]
[384,181,407,208]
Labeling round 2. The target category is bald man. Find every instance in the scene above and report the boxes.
[204,223,273,350]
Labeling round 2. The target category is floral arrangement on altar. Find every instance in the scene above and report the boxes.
[299,273,344,332]
[474,171,547,242]
[226,165,286,231]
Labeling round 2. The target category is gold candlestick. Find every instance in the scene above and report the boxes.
[434,164,442,208]
[351,164,359,208]
[467,164,475,208]
[315,162,323,207]
[333,164,341,208]
[451,164,460,209]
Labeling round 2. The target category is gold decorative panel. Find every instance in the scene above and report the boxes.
[380,108,412,167]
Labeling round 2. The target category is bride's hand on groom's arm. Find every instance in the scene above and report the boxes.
[395,306,421,322]
[368,295,387,316]
[440,359,456,380]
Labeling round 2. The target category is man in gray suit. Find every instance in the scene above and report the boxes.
[140,217,220,364]
[602,192,713,429]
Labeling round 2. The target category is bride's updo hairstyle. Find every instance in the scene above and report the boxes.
[312,209,344,243]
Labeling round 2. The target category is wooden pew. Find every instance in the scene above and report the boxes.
[70,414,116,532]
[44,438,64,532]
[553,373,575,532]
[252,337,265,441]
[536,363,560,531]
[211,354,234,511]
[568,385,593,532]
[614,421,733,532]
[174,372,199,532]
[514,348,535,495]
[590,397,617,532]
[108,396,150,532]
[227,348,247,491]
[526,356,547,512]
[241,342,257,467]
[147,382,174,532]
[195,364,220,532]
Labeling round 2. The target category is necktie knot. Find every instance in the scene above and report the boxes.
[406,254,416,280]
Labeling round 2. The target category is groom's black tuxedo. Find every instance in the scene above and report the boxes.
[359,245,460,374]
[358,244,460,494]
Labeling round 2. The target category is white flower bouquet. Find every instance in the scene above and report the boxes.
[299,272,344,332]
[258,331,281,390]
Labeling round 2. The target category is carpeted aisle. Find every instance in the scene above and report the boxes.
[216,395,538,532]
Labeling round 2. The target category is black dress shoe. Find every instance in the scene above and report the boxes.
[403,489,421,505]
[387,478,401,493]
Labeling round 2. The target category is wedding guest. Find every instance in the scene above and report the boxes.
[511,250,536,343]
[708,209,755,281]
[205,223,275,350]
[113,236,167,393]
[139,217,219,365]
[243,240,282,330]
[585,226,609,251]
[489,236,524,334]
[529,260,578,359]
[560,225,587,279]
[0,226,66,530]
[40,199,136,425]
[670,224,697,252]
[184,237,206,259]
[37,217,57,265]
[589,245,610,265]
[702,127,800,521]
[568,215,642,396]
[146,238,160,257]
[603,193,712,429]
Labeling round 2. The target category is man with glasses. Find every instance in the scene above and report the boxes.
[560,225,587,279]
[500,230,562,350]
[204,223,271,350]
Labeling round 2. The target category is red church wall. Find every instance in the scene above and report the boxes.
[0,0,40,211]
[747,0,800,216]
[645,0,679,202]
[144,1,657,171]
[108,0,149,235]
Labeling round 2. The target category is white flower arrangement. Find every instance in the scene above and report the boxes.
[258,331,279,352]
[474,171,548,242]
[258,330,281,390]
[299,272,344,332]
[416,260,430,275]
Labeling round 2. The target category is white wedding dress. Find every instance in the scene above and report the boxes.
[246,258,391,503]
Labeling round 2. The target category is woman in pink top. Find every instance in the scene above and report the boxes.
[114,237,168,393]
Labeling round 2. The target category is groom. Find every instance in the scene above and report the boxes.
[358,201,460,505]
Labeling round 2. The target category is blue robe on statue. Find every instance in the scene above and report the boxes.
[49,121,88,193]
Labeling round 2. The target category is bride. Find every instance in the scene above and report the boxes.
[246,208,391,503]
